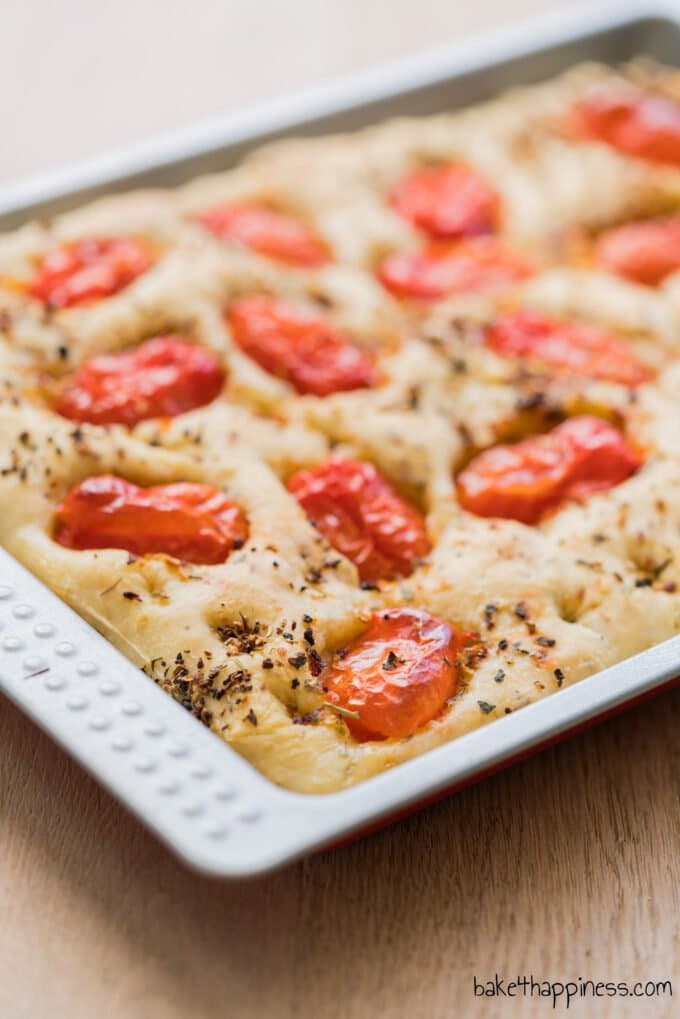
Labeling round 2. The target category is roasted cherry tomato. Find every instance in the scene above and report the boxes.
[287,458,430,583]
[571,89,680,167]
[594,215,680,286]
[389,164,500,239]
[54,476,248,564]
[457,415,642,524]
[485,309,651,387]
[197,202,328,266]
[227,296,375,397]
[29,237,153,309]
[324,608,465,740]
[378,237,533,300]
[53,336,225,427]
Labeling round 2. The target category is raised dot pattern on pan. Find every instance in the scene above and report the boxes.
[0,576,264,842]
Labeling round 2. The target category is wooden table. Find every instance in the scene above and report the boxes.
[3,691,679,1018]
[1,2,679,1016]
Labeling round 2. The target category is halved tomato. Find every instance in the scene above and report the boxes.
[287,458,430,583]
[594,215,680,286]
[29,237,153,309]
[378,237,533,300]
[324,608,465,740]
[457,415,642,524]
[389,164,500,239]
[485,309,651,387]
[54,336,225,426]
[54,476,248,564]
[198,202,328,267]
[227,296,375,397]
[571,88,680,166]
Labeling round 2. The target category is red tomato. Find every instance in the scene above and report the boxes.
[197,202,328,266]
[457,415,642,524]
[29,237,153,309]
[324,608,465,740]
[389,164,500,239]
[287,458,430,583]
[378,237,533,299]
[227,296,375,397]
[594,215,680,285]
[485,309,651,387]
[54,476,248,564]
[571,89,680,166]
[53,336,225,427]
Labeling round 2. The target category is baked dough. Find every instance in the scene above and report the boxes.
[1,61,679,793]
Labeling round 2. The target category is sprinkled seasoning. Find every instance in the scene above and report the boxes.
[217,618,266,654]
[484,603,497,630]
[293,709,320,726]
[307,648,323,676]
[513,601,529,620]
[2,75,678,806]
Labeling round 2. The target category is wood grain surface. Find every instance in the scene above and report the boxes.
[1,2,679,1017]
[2,691,679,1019]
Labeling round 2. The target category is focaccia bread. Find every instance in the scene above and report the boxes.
[1,60,679,793]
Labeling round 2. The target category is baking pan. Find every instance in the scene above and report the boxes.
[1,2,679,877]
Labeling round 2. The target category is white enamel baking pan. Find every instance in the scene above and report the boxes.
[1,2,679,878]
